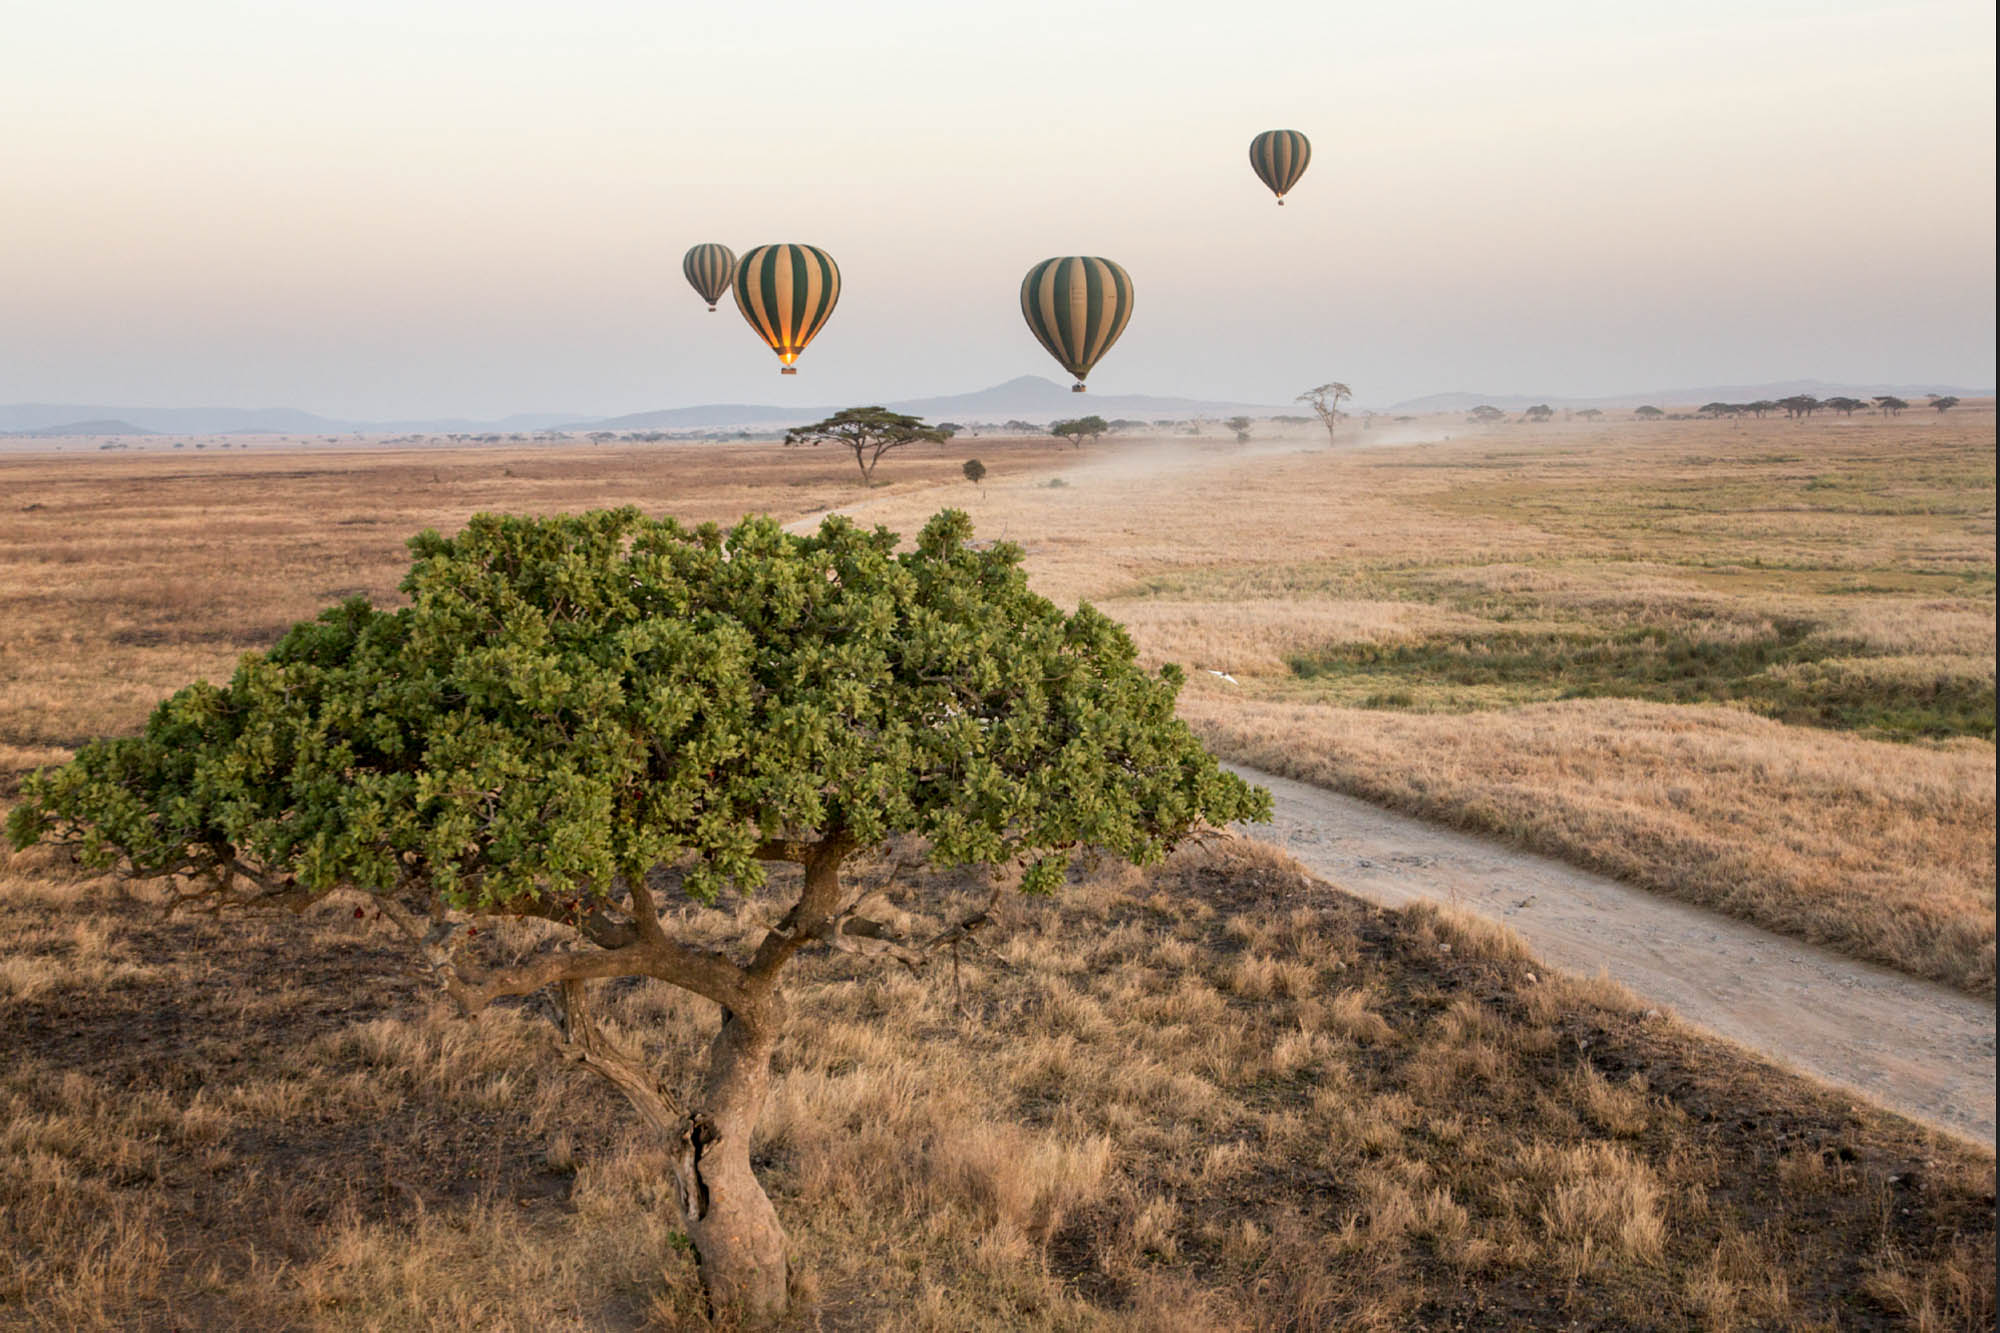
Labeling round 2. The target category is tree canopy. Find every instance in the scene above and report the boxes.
[783,407,949,485]
[9,506,1267,1321]
[1296,381,1351,445]
[1224,415,1253,442]
[1050,415,1108,448]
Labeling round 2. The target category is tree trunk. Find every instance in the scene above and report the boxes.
[676,1002,789,1324]
[555,981,791,1324]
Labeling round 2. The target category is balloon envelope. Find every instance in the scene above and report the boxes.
[1019,256,1134,392]
[1249,129,1311,204]
[733,244,841,373]
[683,243,736,311]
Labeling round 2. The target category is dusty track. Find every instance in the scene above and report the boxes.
[788,447,1997,1148]
[1233,763,1997,1147]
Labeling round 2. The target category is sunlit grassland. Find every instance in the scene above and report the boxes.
[0,420,1992,1328]
[841,411,1997,991]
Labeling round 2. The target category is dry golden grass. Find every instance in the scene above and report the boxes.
[0,418,1993,1326]
[0,837,1990,1330]
[836,410,1998,991]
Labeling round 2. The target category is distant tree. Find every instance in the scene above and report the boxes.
[1930,395,1960,413]
[1822,397,1865,415]
[587,431,616,444]
[1050,415,1109,449]
[1574,408,1604,420]
[1873,396,1908,416]
[1634,405,1665,419]
[8,508,1267,1322]
[785,407,950,485]
[961,458,986,487]
[1776,395,1821,419]
[937,422,963,438]
[1468,405,1506,424]
[1108,419,1146,432]
[1224,415,1254,443]
[1296,382,1353,447]
[1003,419,1037,434]
[1523,404,1555,422]
[1152,418,1180,428]
[1698,402,1734,418]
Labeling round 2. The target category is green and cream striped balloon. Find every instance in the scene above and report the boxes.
[733,244,841,374]
[1019,256,1134,392]
[682,243,736,311]
[1249,129,1311,204]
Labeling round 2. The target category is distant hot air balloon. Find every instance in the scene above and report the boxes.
[1019,256,1134,392]
[1249,129,1311,205]
[682,243,736,311]
[733,244,840,373]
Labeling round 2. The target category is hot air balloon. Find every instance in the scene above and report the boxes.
[682,243,736,311]
[1249,129,1311,205]
[733,244,840,374]
[1019,256,1134,392]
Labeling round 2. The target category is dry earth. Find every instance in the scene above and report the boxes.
[0,416,1993,1328]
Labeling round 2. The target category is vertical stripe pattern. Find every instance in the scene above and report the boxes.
[1018,256,1135,389]
[733,244,841,368]
[1249,129,1311,202]
[682,243,736,310]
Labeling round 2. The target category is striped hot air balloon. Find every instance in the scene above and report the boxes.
[1019,256,1134,393]
[1249,129,1311,205]
[733,244,840,374]
[682,243,736,311]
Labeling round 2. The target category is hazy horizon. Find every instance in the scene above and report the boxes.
[5,0,1993,420]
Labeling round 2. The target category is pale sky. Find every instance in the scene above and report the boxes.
[3,0,1993,417]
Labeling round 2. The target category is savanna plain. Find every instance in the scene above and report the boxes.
[0,410,1993,1330]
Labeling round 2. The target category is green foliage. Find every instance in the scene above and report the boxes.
[783,408,951,484]
[1050,416,1108,448]
[1286,623,1995,742]
[1224,416,1253,442]
[10,509,1267,909]
[961,459,986,486]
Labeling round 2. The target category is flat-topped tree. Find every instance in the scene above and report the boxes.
[1050,415,1108,448]
[783,406,950,485]
[8,507,1268,1325]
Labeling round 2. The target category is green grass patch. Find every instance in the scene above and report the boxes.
[1286,624,1996,742]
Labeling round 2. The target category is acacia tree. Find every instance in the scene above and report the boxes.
[784,407,949,485]
[1050,415,1108,449]
[1930,395,1960,413]
[1873,395,1908,416]
[1296,382,1352,446]
[1823,397,1865,415]
[1523,404,1555,422]
[961,457,986,487]
[8,508,1268,1324]
[1224,415,1253,443]
[1634,405,1665,419]
[1467,405,1506,424]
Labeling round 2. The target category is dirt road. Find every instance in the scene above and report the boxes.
[1232,763,1997,1147]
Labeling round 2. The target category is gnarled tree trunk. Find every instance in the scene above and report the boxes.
[556,980,791,1324]
[675,1000,788,1322]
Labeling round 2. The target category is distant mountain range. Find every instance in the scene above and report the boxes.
[5,376,1989,437]
[0,403,582,436]
[1386,380,1993,413]
[575,376,1289,431]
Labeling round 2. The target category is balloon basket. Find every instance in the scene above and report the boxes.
[1072,383,1086,393]
[781,367,797,375]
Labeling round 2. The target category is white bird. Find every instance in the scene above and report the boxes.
[1206,669,1239,685]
